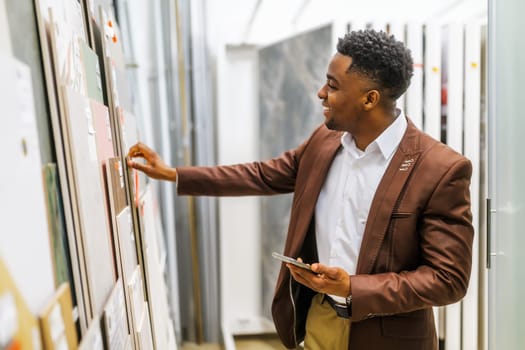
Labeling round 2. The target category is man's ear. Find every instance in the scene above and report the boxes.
[363,89,380,111]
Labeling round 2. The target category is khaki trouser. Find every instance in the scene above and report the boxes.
[303,294,351,350]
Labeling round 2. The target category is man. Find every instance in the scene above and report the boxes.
[127,30,473,350]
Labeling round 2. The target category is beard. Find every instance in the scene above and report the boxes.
[324,117,338,130]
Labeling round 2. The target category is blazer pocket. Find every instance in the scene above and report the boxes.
[391,211,413,219]
[380,309,433,339]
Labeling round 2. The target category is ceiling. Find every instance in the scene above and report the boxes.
[206,0,487,46]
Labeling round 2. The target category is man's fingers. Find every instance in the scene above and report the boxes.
[311,263,341,279]
[128,160,149,173]
[128,142,154,159]
[288,265,326,291]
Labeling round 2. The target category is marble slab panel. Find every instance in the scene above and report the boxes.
[258,25,333,317]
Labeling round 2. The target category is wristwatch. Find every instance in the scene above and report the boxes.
[345,294,352,317]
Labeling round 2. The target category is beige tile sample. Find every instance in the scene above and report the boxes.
[0,53,55,314]
[61,86,115,317]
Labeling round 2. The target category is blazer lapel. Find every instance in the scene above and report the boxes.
[287,130,342,256]
[356,120,422,274]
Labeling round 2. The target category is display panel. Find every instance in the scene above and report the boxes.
[258,24,332,319]
[0,53,55,314]
[62,86,116,317]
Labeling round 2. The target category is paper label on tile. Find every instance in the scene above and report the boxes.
[49,303,65,342]
[14,62,39,159]
[15,65,34,126]
[85,105,98,162]
[32,326,43,350]
[0,293,17,346]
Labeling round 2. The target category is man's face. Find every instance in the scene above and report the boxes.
[317,53,373,132]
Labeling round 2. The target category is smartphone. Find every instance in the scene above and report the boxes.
[272,252,312,271]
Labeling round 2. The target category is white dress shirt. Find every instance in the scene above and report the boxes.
[315,111,407,302]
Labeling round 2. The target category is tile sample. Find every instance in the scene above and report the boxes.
[0,53,55,314]
[116,207,138,283]
[0,0,12,54]
[102,280,131,350]
[39,283,78,350]
[82,41,104,104]
[140,186,174,349]
[62,86,115,317]
[0,258,43,350]
[43,164,73,289]
[106,158,128,215]
[78,316,104,350]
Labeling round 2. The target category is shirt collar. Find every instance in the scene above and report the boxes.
[340,109,407,160]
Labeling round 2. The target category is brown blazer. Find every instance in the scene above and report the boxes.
[176,119,474,350]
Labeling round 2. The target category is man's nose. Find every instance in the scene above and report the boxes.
[317,85,326,99]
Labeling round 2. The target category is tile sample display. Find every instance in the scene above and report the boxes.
[140,187,175,349]
[46,1,88,94]
[82,41,104,103]
[257,25,332,317]
[34,0,91,331]
[0,0,12,54]
[77,316,104,350]
[62,86,115,317]
[102,280,131,350]
[39,283,78,350]
[127,266,145,330]
[116,207,138,282]
[136,303,154,350]
[91,98,114,157]
[0,258,43,350]
[43,164,73,288]
[106,158,128,215]
[0,53,55,314]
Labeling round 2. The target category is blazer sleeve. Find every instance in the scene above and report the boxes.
[175,128,318,197]
[350,157,474,321]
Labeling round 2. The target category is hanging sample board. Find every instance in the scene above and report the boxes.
[405,22,424,129]
[0,53,55,315]
[34,0,92,331]
[462,22,482,350]
[423,23,442,140]
[77,316,104,350]
[94,8,144,266]
[0,0,11,54]
[61,86,116,318]
[43,163,73,288]
[136,303,154,350]
[107,158,128,216]
[443,23,464,350]
[140,186,177,349]
[91,98,115,179]
[0,257,43,350]
[81,40,104,104]
[388,22,406,111]
[128,266,146,340]
[101,280,132,350]
[39,283,78,350]
[115,207,138,284]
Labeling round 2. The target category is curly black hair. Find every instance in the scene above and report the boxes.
[337,29,413,100]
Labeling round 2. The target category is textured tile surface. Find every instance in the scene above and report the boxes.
[258,25,333,318]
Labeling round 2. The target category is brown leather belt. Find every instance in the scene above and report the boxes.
[324,295,350,319]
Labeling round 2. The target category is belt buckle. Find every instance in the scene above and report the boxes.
[325,295,349,319]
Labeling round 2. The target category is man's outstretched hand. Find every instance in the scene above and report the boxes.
[127,142,177,181]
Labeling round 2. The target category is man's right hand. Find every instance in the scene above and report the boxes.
[127,142,178,181]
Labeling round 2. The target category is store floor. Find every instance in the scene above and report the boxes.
[181,334,287,350]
